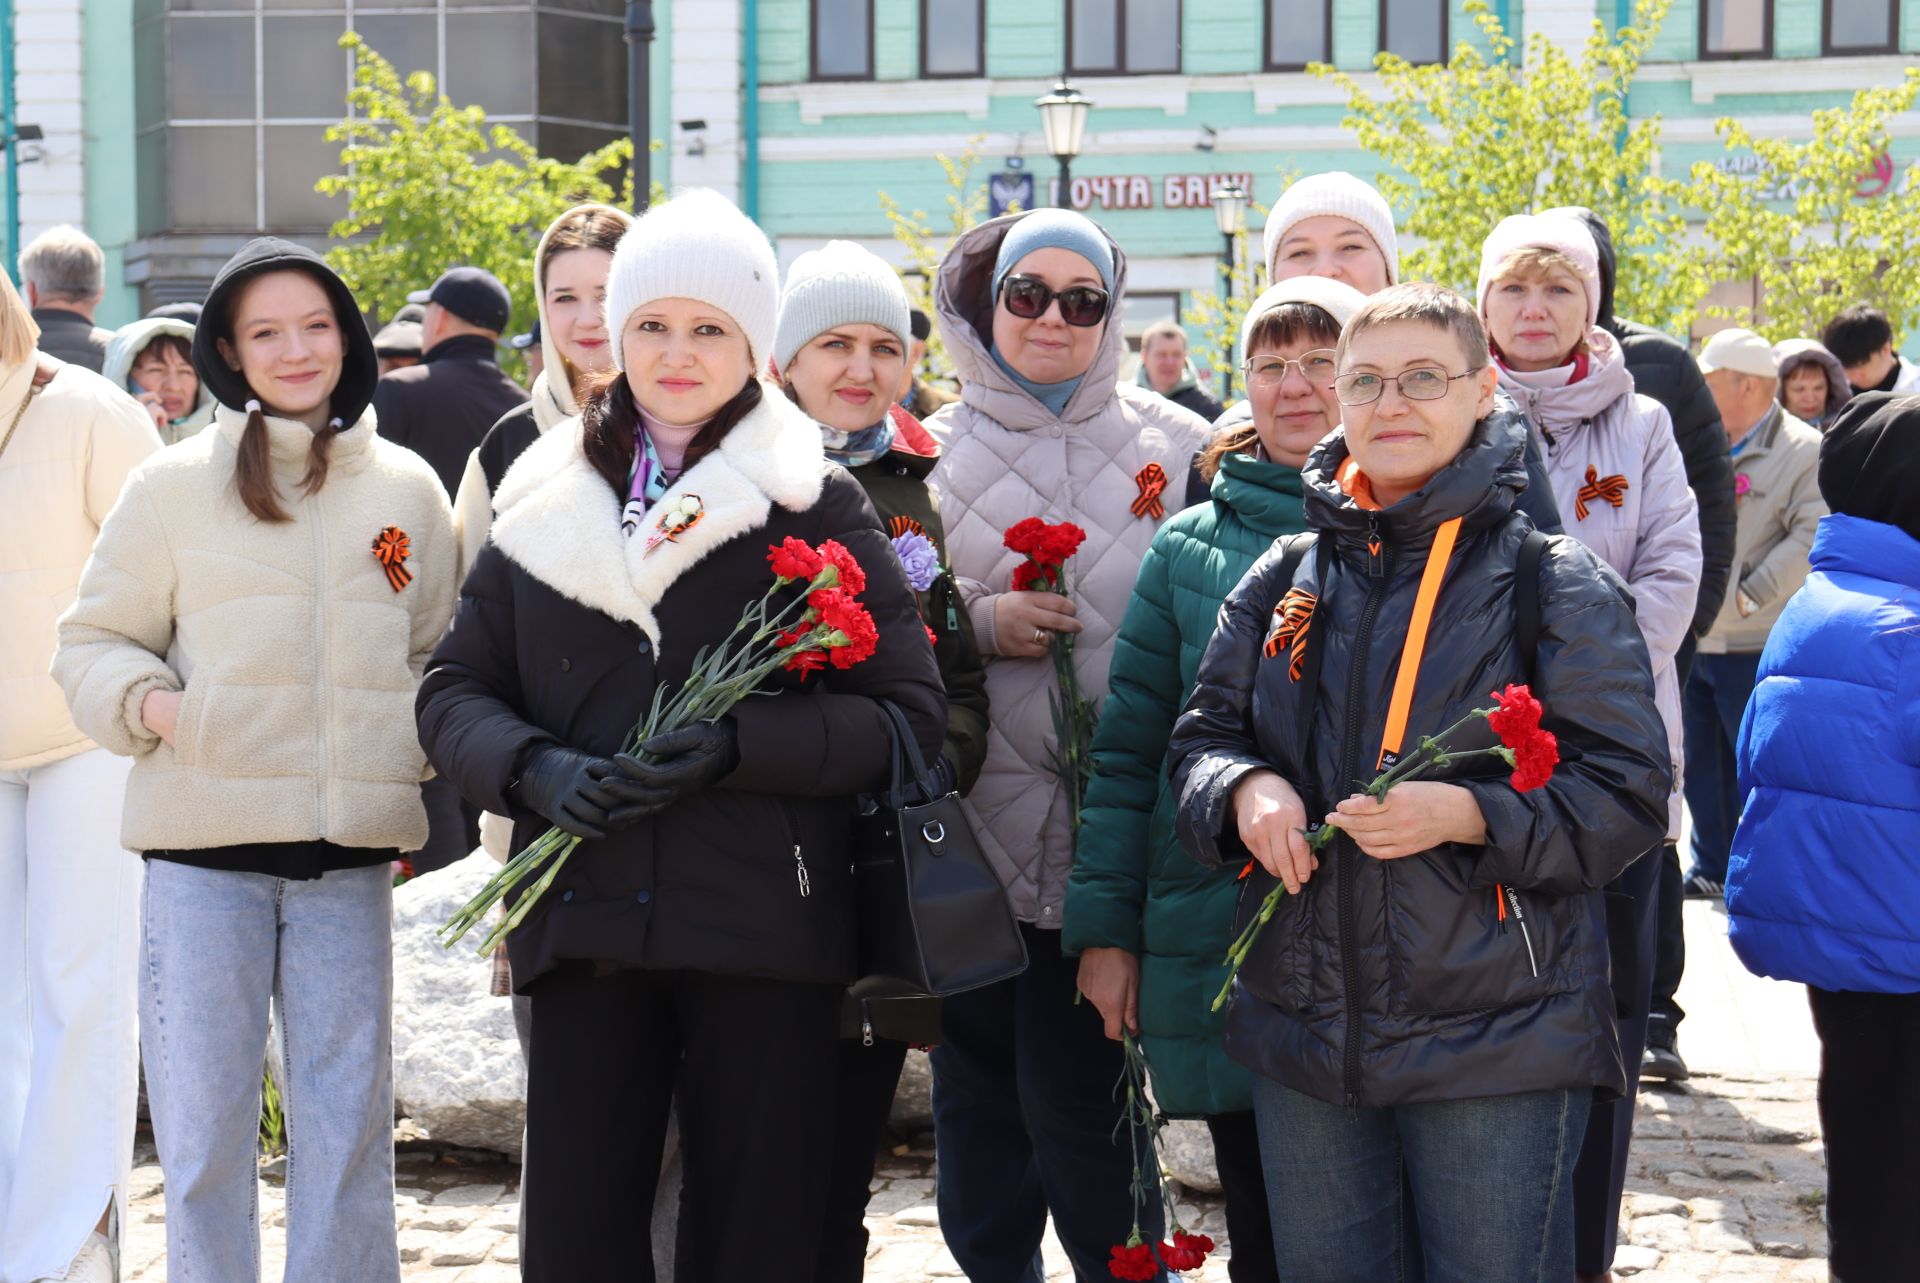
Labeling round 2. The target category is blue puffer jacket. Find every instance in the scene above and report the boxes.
[1728,513,1920,993]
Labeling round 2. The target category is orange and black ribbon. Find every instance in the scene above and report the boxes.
[372,526,412,593]
[888,514,929,539]
[1574,465,1630,521]
[1262,588,1318,681]
[1131,463,1169,520]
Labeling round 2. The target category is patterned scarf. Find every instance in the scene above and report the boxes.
[621,428,670,537]
[820,413,897,469]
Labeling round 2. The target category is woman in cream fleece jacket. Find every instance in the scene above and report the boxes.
[54,238,453,1283]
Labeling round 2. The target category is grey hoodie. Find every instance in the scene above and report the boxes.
[101,317,216,446]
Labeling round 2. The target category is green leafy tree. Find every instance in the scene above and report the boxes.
[878,142,1002,383]
[317,33,648,347]
[1182,222,1263,404]
[1664,68,1920,341]
[1316,0,1709,336]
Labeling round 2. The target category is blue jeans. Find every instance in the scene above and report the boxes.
[1680,650,1763,883]
[1252,1077,1591,1283]
[140,860,400,1283]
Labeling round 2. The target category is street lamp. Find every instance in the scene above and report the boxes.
[1211,182,1249,398]
[625,1,657,212]
[1034,80,1092,210]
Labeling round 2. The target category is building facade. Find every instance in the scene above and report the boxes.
[22,0,1920,342]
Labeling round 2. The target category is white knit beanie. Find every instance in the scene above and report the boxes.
[1262,172,1400,287]
[1239,276,1369,362]
[773,240,912,374]
[604,189,780,372]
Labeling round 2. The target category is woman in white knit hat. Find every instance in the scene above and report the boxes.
[416,191,946,1279]
[771,238,991,1282]
[1477,211,1703,1283]
[1260,170,1400,295]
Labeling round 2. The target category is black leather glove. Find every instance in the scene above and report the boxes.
[611,718,741,815]
[508,745,636,840]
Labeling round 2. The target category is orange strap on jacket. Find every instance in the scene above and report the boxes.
[1375,516,1463,771]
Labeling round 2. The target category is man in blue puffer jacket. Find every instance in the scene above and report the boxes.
[1727,390,1920,1283]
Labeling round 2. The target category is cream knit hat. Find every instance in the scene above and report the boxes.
[1261,172,1400,287]
[1239,275,1369,363]
[1475,212,1603,330]
[604,189,780,372]
[773,240,912,373]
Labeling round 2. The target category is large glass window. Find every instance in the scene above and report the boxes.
[1701,0,1770,57]
[1826,0,1895,53]
[264,17,349,119]
[922,0,983,77]
[1381,0,1445,64]
[353,13,436,81]
[447,12,534,117]
[168,16,254,118]
[264,125,344,226]
[169,126,258,230]
[1267,0,1329,69]
[811,0,874,80]
[1069,0,1181,75]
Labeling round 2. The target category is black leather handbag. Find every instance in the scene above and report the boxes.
[851,701,1028,1001]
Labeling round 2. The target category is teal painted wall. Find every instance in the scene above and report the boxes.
[85,0,140,325]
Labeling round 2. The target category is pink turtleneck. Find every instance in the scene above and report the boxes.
[639,407,707,483]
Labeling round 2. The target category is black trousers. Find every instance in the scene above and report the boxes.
[1573,843,1664,1275]
[1206,1110,1279,1283]
[1808,987,1920,1283]
[814,1036,911,1283]
[1648,842,1687,1038]
[521,964,843,1283]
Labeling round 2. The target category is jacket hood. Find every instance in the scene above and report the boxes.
[1495,327,1636,439]
[1567,208,1619,330]
[1136,359,1199,398]
[1774,339,1852,422]
[1303,403,1531,547]
[528,202,633,432]
[191,237,379,429]
[102,317,215,424]
[934,211,1129,430]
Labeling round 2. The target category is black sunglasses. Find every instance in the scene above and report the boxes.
[998,274,1111,328]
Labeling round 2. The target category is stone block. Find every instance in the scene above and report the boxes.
[1626,1193,1686,1218]
[1162,1118,1223,1194]
[1627,1212,1691,1253]
[1611,1244,1661,1275]
[1692,1219,1756,1254]
[429,1226,498,1267]
[890,1048,932,1128]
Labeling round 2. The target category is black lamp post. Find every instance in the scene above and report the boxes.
[1034,80,1091,210]
[1211,182,1249,399]
[625,1,657,211]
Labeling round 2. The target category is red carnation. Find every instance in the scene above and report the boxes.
[1509,728,1559,792]
[1486,683,1544,743]
[1012,561,1055,593]
[1039,521,1088,564]
[817,539,867,595]
[1004,517,1051,559]
[808,588,879,669]
[768,537,825,583]
[925,625,939,649]
[1107,1242,1158,1281]
[1158,1231,1215,1273]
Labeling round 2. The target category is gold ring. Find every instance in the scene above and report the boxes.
[1033,627,1048,645]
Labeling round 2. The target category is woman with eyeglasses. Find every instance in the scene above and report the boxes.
[1170,284,1671,1281]
[1476,214,1701,1283]
[1066,275,1365,1283]
[923,208,1212,1279]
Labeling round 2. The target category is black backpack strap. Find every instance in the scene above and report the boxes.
[1514,529,1549,683]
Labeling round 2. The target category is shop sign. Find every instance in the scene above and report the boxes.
[1043,171,1256,212]
[1712,151,1914,202]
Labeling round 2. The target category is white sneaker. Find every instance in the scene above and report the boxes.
[33,1232,114,1283]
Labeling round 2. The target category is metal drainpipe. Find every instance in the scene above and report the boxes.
[2,0,18,281]
[743,0,760,221]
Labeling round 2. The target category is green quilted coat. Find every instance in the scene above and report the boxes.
[1063,451,1306,1117]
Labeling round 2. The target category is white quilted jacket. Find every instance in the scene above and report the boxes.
[926,214,1211,928]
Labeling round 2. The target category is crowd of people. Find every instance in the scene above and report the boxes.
[0,166,1913,1283]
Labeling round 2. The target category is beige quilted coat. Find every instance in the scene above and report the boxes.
[926,214,1212,929]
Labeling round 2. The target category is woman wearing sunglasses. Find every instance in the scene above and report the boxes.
[1171,284,1671,1282]
[1477,214,1701,1283]
[1066,275,1365,1283]
[923,208,1212,1279]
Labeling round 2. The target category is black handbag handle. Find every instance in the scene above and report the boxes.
[874,698,940,810]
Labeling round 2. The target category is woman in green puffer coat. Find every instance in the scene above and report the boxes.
[1064,275,1365,1283]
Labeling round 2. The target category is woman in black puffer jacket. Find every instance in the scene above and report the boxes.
[1169,285,1669,1283]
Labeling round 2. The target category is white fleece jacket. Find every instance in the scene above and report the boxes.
[54,404,456,852]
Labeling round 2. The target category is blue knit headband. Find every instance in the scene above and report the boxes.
[991,210,1116,297]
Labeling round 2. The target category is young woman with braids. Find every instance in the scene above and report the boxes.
[54,238,456,1280]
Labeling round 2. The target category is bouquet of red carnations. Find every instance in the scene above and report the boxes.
[1004,517,1095,832]
[1107,1032,1216,1279]
[440,537,880,956]
[1212,684,1562,1011]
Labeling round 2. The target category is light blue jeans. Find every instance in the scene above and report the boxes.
[1252,1075,1590,1283]
[140,859,400,1283]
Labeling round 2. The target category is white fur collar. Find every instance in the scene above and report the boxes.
[490,385,827,649]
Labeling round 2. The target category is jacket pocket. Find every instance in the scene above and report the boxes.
[1383,853,1577,1017]
[1236,873,1311,1016]
[171,676,207,768]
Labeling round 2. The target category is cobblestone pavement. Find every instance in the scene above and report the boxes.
[123,905,1830,1281]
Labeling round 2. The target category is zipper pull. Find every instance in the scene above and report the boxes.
[945,594,959,632]
[794,844,811,898]
[862,1015,874,1048]
[1366,515,1385,579]
[1495,884,1508,933]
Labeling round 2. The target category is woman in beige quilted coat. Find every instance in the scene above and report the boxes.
[923,208,1211,1280]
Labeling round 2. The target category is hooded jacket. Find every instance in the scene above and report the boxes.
[1773,339,1852,429]
[453,203,632,577]
[0,357,161,771]
[1727,513,1920,994]
[1064,450,1306,1117]
[925,211,1212,929]
[101,317,216,445]
[415,389,947,987]
[55,238,456,860]
[1168,413,1671,1110]
[1496,328,1701,836]
[1574,209,1737,643]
